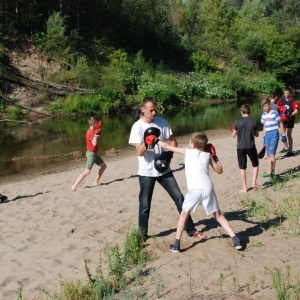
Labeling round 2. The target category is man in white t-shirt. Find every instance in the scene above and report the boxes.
[129,97,201,241]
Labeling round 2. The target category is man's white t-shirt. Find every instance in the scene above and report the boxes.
[129,116,173,177]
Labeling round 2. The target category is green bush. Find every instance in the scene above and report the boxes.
[7,107,23,119]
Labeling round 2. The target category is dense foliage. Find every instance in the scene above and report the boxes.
[1,0,299,115]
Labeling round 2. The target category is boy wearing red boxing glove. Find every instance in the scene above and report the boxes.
[277,87,299,157]
[158,132,244,253]
[71,117,107,191]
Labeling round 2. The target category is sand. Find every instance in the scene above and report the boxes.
[1,124,300,300]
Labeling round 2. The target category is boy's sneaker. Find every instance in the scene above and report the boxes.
[259,172,269,178]
[285,151,294,157]
[279,148,289,153]
[269,172,276,181]
[234,241,243,250]
[170,245,180,253]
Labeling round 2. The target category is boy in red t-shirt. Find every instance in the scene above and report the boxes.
[277,87,299,157]
[72,117,107,191]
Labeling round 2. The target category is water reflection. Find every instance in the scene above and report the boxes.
[0,99,266,177]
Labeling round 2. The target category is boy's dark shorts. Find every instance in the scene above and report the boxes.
[283,118,295,129]
[86,151,104,169]
[237,147,259,170]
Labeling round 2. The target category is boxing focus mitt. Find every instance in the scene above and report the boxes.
[133,108,141,122]
[144,127,161,149]
[281,133,287,143]
[154,151,173,173]
[205,143,219,162]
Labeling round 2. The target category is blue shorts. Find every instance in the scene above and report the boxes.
[265,130,279,156]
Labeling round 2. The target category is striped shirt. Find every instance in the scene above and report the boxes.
[261,110,281,131]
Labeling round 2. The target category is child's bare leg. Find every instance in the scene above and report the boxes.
[239,169,248,193]
[72,169,91,191]
[93,162,107,186]
[213,210,235,237]
[286,128,293,150]
[175,210,189,240]
[252,166,259,189]
[270,155,276,173]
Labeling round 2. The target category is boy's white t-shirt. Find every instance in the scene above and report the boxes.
[128,116,173,177]
[184,148,213,190]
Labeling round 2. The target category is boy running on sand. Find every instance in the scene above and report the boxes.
[157,132,243,253]
[72,117,107,191]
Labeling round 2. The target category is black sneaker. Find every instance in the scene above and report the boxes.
[0,195,8,203]
[234,241,243,250]
[280,148,289,154]
[170,245,180,253]
[285,151,294,157]
[142,234,149,242]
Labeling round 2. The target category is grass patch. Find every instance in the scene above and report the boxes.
[239,169,300,235]
[18,228,159,299]
[266,266,300,300]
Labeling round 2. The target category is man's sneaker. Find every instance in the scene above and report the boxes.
[285,151,294,157]
[279,148,289,153]
[234,241,243,250]
[170,245,180,253]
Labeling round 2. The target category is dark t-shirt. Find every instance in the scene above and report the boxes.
[234,117,258,149]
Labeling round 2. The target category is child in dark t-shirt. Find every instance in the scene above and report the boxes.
[231,104,259,193]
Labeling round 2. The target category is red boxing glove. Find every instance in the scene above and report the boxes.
[145,135,159,146]
[230,123,235,132]
[205,143,219,162]
[95,121,103,135]
[94,128,101,135]
[97,121,103,129]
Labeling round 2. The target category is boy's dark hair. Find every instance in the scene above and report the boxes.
[240,104,250,114]
[191,132,208,150]
[284,87,292,93]
[270,92,278,99]
[261,97,270,106]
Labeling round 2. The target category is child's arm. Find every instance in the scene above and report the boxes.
[210,156,223,174]
[157,141,185,155]
[92,134,99,147]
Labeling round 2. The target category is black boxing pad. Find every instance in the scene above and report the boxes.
[144,127,161,149]
[154,151,173,172]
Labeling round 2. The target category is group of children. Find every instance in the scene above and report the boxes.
[69,88,297,253]
[232,87,298,192]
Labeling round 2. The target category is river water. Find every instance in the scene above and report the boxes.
[0,98,269,178]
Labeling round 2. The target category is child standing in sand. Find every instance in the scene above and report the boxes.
[231,104,259,193]
[261,98,285,181]
[157,132,243,253]
[72,117,107,191]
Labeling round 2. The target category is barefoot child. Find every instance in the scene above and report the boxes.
[157,132,243,253]
[231,104,259,193]
[72,117,107,191]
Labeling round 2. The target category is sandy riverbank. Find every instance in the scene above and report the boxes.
[1,125,300,299]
